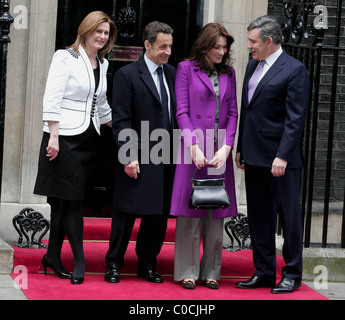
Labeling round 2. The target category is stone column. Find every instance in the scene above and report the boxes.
[0,0,58,242]
[19,0,58,204]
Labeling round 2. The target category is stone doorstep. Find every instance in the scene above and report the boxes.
[302,248,345,282]
[276,236,345,282]
[0,238,13,274]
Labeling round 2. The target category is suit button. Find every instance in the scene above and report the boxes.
[196,114,201,119]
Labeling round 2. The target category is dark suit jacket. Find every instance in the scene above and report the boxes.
[237,50,310,168]
[112,55,176,216]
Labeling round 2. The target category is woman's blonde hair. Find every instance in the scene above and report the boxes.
[69,11,117,61]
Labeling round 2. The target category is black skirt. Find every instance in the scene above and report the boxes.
[34,122,101,201]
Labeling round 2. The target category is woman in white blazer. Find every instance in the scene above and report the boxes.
[34,11,117,284]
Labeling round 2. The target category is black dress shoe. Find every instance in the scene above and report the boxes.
[271,277,302,294]
[70,276,84,285]
[236,275,276,289]
[104,268,120,283]
[138,269,163,283]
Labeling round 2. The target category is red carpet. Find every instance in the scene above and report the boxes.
[11,218,328,301]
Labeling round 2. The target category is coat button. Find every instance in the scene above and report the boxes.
[196,114,201,119]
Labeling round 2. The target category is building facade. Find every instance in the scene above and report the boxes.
[1,0,344,248]
[0,0,269,242]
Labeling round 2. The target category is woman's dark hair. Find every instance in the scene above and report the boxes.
[190,23,234,74]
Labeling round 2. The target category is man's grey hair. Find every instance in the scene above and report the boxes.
[143,21,174,45]
[248,15,282,45]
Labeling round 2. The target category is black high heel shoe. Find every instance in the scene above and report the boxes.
[42,255,72,279]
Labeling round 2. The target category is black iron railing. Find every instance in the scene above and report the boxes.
[281,0,345,248]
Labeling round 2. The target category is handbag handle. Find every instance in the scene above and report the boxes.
[191,167,225,180]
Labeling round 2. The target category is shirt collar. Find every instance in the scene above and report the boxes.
[144,53,161,74]
[264,46,283,67]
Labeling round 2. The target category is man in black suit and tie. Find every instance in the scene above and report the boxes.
[235,16,310,294]
[105,21,176,284]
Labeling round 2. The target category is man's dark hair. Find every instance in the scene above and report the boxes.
[143,21,174,45]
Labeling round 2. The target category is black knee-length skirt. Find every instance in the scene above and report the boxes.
[34,122,101,201]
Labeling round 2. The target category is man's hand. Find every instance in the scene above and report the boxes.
[235,153,245,170]
[124,160,140,179]
[271,157,287,177]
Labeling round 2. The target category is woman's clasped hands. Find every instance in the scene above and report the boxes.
[190,144,231,170]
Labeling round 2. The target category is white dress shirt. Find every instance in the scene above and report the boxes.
[144,54,171,118]
[258,46,283,83]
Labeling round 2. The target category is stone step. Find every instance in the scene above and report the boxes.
[0,238,13,274]
[276,236,345,282]
[302,247,345,282]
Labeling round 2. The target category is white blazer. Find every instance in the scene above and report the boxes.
[42,45,112,136]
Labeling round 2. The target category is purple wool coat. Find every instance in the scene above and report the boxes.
[170,60,238,219]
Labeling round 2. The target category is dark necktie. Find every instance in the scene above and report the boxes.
[156,67,171,131]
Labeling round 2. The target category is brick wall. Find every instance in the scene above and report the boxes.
[268,0,345,202]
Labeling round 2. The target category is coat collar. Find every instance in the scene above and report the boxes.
[137,55,161,103]
[193,61,228,102]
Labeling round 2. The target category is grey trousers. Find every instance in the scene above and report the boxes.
[174,211,224,281]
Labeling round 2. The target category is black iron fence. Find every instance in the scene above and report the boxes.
[279,0,345,248]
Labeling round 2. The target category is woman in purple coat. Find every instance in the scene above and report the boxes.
[170,23,238,289]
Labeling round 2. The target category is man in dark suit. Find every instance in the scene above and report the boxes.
[104,21,176,284]
[235,16,310,294]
